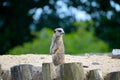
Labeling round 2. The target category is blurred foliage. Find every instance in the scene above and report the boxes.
[0,0,120,54]
[66,21,109,54]
[9,21,109,54]
[8,28,52,54]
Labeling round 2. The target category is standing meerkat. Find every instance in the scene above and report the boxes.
[50,28,65,66]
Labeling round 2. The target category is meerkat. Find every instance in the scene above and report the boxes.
[50,28,65,66]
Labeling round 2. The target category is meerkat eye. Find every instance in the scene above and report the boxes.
[58,30,62,32]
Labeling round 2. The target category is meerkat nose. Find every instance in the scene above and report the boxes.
[61,32,64,34]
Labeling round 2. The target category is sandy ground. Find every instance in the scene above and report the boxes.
[0,54,120,76]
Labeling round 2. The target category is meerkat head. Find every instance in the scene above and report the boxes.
[54,28,64,36]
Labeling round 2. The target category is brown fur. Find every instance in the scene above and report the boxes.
[50,28,65,66]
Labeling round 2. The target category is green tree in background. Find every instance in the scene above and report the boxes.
[0,0,120,54]
[9,23,109,54]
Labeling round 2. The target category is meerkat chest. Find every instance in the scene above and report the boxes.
[55,39,64,53]
[56,39,63,46]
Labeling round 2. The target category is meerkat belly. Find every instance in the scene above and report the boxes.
[55,47,64,54]
[56,41,64,53]
[52,53,65,66]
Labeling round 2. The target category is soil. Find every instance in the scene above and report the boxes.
[0,54,120,76]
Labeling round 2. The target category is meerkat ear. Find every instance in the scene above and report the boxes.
[54,30,56,33]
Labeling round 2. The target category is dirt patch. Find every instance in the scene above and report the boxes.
[0,54,120,76]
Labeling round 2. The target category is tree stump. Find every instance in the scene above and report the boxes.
[87,69,103,80]
[32,66,42,80]
[1,70,11,80]
[105,71,120,80]
[0,64,2,80]
[11,64,33,80]
[60,63,84,80]
[42,63,55,80]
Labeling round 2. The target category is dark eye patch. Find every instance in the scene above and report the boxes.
[58,30,62,32]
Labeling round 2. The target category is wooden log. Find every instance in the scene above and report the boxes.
[0,64,11,80]
[112,49,120,58]
[1,70,11,80]
[32,66,42,80]
[0,64,2,80]
[0,64,2,73]
[105,71,120,80]
[11,64,33,80]
[42,63,55,80]
[86,69,103,80]
[60,63,84,80]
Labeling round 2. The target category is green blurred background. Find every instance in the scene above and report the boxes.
[0,0,120,55]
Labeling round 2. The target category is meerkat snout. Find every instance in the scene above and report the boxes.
[50,28,65,66]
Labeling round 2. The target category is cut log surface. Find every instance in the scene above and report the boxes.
[60,63,84,80]
[11,64,33,80]
[87,69,103,80]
